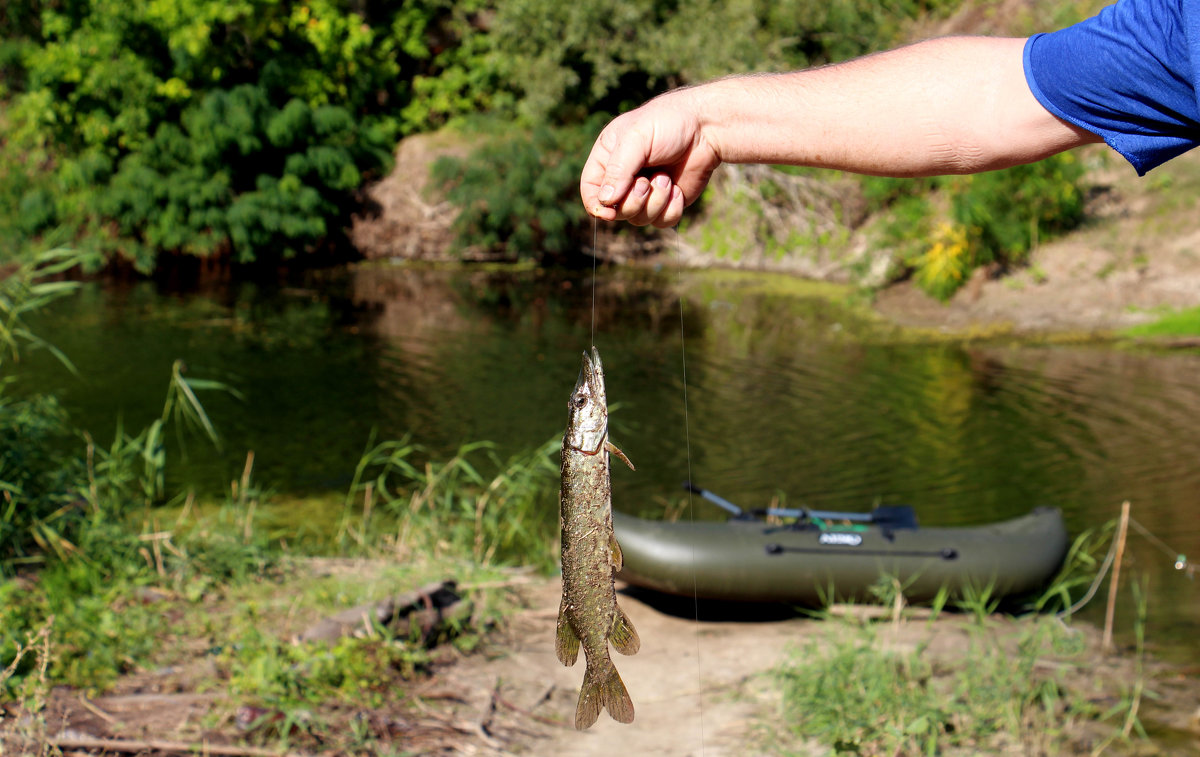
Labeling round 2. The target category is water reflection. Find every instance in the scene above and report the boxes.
[15,265,1200,660]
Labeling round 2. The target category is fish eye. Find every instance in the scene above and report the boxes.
[573,395,587,409]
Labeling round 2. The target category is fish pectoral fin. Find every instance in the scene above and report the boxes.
[606,439,635,471]
[609,603,641,656]
[575,659,634,729]
[555,601,580,667]
[610,533,624,573]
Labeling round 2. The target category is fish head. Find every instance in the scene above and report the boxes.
[565,347,607,453]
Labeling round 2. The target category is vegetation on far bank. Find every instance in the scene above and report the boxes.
[2,0,1115,299]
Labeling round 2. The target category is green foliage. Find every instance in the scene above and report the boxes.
[2,0,1089,267]
[948,152,1086,266]
[0,252,261,691]
[1123,305,1200,338]
[432,118,604,259]
[484,0,959,123]
[911,222,973,302]
[224,629,429,710]
[0,492,281,694]
[84,359,239,515]
[1,0,433,266]
[0,525,165,691]
[776,635,949,754]
[398,0,506,132]
[98,85,390,266]
[0,251,86,569]
[771,618,1099,755]
[860,154,1086,301]
[342,434,560,570]
[0,395,81,567]
[0,455,277,693]
[0,249,86,371]
[1033,523,1116,614]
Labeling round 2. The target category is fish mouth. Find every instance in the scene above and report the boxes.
[576,347,605,398]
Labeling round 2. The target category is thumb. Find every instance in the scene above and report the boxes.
[596,122,653,208]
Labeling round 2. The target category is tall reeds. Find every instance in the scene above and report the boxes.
[338,435,560,570]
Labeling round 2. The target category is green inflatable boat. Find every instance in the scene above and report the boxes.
[613,486,1070,604]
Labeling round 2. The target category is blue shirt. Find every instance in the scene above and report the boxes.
[1024,0,1200,174]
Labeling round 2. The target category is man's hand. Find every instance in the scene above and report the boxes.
[580,89,721,228]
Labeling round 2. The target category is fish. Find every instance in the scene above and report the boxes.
[556,347,640,730]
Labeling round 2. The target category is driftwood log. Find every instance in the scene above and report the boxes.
[295,579,471,645]
[47,734,287,756]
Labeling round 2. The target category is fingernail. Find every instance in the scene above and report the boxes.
[598,185,614,203]
[653,174,671,189]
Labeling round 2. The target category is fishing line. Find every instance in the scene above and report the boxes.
[676,227,708,754]
[591,217,598,348]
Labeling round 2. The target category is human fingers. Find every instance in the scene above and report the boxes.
[652,185,686,229]
[626,174,674,227]
[614,176,653,224]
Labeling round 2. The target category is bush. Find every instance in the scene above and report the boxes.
[99,85,391,266]
[949,151,1086,267]
[864,154,1087,300]
[0,395,83,568]
[432,118,606,259]
[1,0,436,267]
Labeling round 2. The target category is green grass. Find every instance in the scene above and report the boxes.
[336,433,560,572]
[1122,305,1200,338]
[764,612,1137,755]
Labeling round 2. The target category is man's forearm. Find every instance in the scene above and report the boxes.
[691,36,1100,176]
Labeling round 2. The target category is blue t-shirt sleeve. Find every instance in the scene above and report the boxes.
[1024,0,1200,174]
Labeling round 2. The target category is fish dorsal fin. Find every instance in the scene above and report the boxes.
[610,533,624,573]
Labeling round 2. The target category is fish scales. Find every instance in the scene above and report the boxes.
[556,347,640,730]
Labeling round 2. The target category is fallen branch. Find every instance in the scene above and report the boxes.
[47,734,290,757]
[494,692,570,729]
[294,579,469,644]
[76,695,119,725]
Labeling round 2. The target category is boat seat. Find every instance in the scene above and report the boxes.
[869,505,919,529]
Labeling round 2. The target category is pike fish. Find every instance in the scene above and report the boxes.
[556,347,640,730]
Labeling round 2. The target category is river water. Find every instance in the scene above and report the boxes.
[16,264,1200,662]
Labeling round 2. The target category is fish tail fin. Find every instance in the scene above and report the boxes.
[555,598,580,666]
[575,657,634,730]
[609,602,640,656]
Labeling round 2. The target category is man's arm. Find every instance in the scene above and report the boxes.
[581,36,1101,227]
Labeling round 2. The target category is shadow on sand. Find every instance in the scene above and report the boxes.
[618,583,812,623]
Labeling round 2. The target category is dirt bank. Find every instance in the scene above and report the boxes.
[871,152,1200,334]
